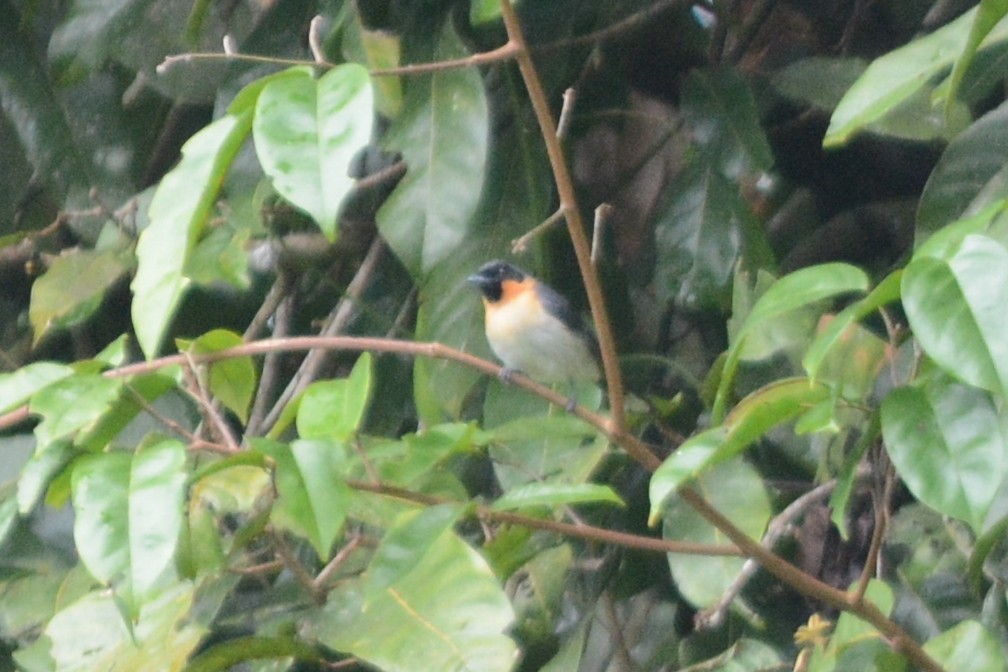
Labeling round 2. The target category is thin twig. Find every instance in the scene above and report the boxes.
[592,204,611,264]
[314,535,364,591]
[511,208,565,254]
[556,88,577,141]
[271,531,325,604]
[247,286,295,437]
[182,352,241,453]
[697,481,837,629]
[308,16,328,64]
[261,239,385,433]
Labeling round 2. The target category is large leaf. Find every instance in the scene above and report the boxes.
[131,112,252,358]
[0,362,73,414]
[902,234,1008,397]
[662,459,770,609]
[185,329,257,424]
[0,6,92,201]
[297,352,372,442]
[825,8,1008,147]
[376,22,488,275]
[30,247,130,345]
[365,504,464,598]
[30,373,123,452]
[882,374,1008,533]
[41,582,207,672]
[253,64,374,240]
[943,0,1008,121]
[680,68,774,177]
[917,100,1008,244]
[254,438,350,561]
[317,526,516,672]
[713,263,870,421]
[71,439,188,608]
[924,620,1006,672]
[649,378,830,522]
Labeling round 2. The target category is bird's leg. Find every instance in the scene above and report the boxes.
[498,367,518,384]
[564,379,578,413]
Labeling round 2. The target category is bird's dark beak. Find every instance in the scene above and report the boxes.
[467,272,489,289]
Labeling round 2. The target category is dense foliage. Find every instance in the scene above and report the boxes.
[2,0,1008,670]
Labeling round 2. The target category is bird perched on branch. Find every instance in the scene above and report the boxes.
[467,260,600,391]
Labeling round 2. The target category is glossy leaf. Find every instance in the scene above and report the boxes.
[680,68,774,177]
[714,263,870,421]
[365,504,464,598]
[807,580,895,670]
[376,22,488,275]
[944,0,1008,121]
[803,270,901,383]
[0,362,73,414]
[882,375,1008,532]
[186,329,256,423]
[255,438,349,561]
[902,234,1008,397]
[297,352,372,442]
[491,482,624,511]
[253,64,374,240]
[825,8,1008,147]
[30,374,123,451]
[923,620,1005,672]
[71,439,187,605]
[29,249,130,344]
[319,527,516,672]
[43,582,206,672]
[654,163,754,311]
[771,57,867,111]
[650,378,830,522]
[0,13,91,199]
[131,112,253,358]
[662,459,770,608]
[917,100,1008,244]
[17,440,75,514]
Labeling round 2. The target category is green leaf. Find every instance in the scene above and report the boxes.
[186,329,256,423]
[902,234,1008,397]
[825,8,1008,147]
[680,68,774,177]
[297,352,372,442]
[18,440,76,515]
[30,373,123,451]
[254,438,350,561]
[365,504,464,598]
[127,439,188,599]
[131,112,253,358]
[924,620,1006,672]
[376,22,488,275]
[253,64,374,240]
[650,378,830,522]
[808,580,895,670]
[917,101,1008,245]
[71,439,188,607]
[29,249,130,344]
[944,0,1008,122]
[43,583,206,672]
[0,362,73,414]
[881,375,1008,532]
[771,57,867,111]
[491,482,624,511]
[662,459,770,608]
[318,527,516,672]
[654,163,759,311]
[71,452,131,586]
[0,13,91,199]
[713,263,870,421]
[803,270,902,383]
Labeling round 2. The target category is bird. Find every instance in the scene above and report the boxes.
[467,260,600,394]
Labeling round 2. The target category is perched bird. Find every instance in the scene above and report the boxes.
[467,260,600,387]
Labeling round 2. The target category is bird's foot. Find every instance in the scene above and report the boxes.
[498,367,518,384]
[564,395,578,413]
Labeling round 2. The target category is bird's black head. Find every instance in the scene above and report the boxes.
[467,260,527,302]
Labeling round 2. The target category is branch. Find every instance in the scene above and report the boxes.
[499,0,627,435]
